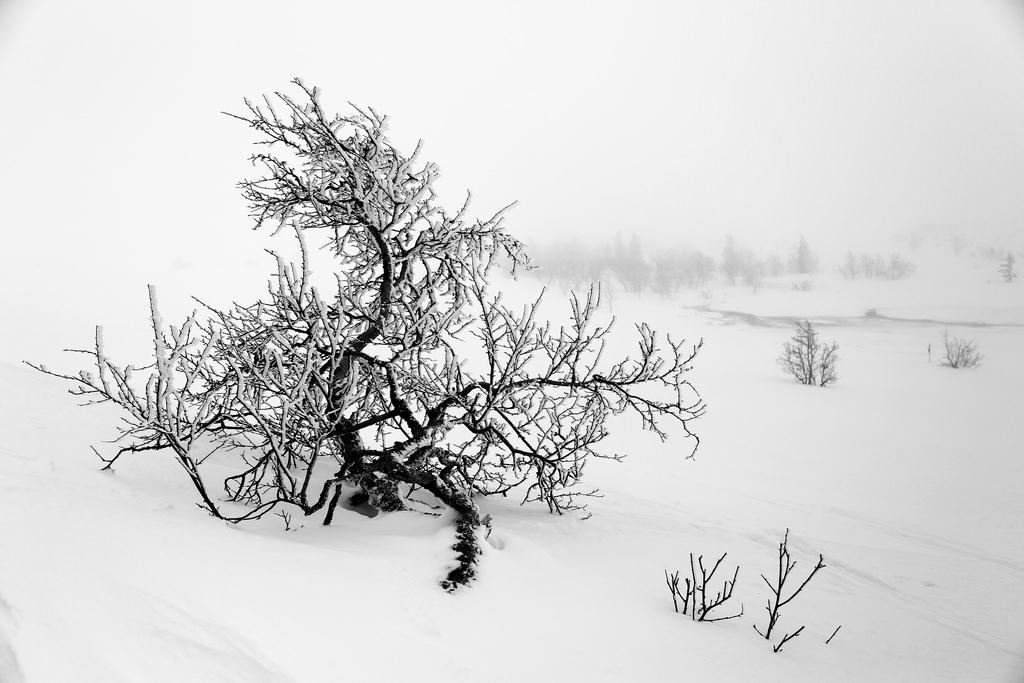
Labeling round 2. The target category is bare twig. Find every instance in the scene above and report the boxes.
[665,551,742,622]
[773,625,805,653]
[753,529,826,653]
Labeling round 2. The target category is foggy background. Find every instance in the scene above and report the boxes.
[2,0,1024,364]
[2,5,1024,680]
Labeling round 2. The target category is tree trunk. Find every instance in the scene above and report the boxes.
[372,454,483,590]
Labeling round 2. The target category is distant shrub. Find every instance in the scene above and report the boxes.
[941,330,982,369]
[778,321,838,386]
[791,280,814,292]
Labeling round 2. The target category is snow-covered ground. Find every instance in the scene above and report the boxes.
[1,259,1022,682]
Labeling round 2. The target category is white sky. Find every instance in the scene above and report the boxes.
[2,0,1024,361]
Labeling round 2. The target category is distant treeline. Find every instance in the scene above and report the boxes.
[527,235,915,293]
[527,235,717,294]
[527,235,810,293]
[838,252,914,280]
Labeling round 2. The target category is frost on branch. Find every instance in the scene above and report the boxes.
[30,79,705,589]
[777,320,838,387]
[940,329,982,369]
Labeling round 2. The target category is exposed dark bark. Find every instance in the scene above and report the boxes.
[442,511,483,592]
[29,80,705,589]
[322,484,344,526]
[356,473,406,513]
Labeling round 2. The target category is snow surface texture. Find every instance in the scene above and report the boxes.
[1,263,1023,682]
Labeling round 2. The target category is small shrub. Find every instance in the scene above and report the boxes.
[941,330,982,369]
[664,552,743,623]
[778,321,839,386]
[754,529,826,653]
[790,280,814,292]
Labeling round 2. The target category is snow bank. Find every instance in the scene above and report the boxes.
[1,270,1022,681]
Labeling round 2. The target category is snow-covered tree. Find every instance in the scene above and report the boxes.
[998,252,1017,283]
[30,80,705,590]
[941,330,982,369]
[777,321,838,386]
[789,236,818,275]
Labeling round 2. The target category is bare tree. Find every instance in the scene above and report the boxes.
[777,321,839,387]
[754,529,826,652]
[29,80,705,590]
[940,329,982,369]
